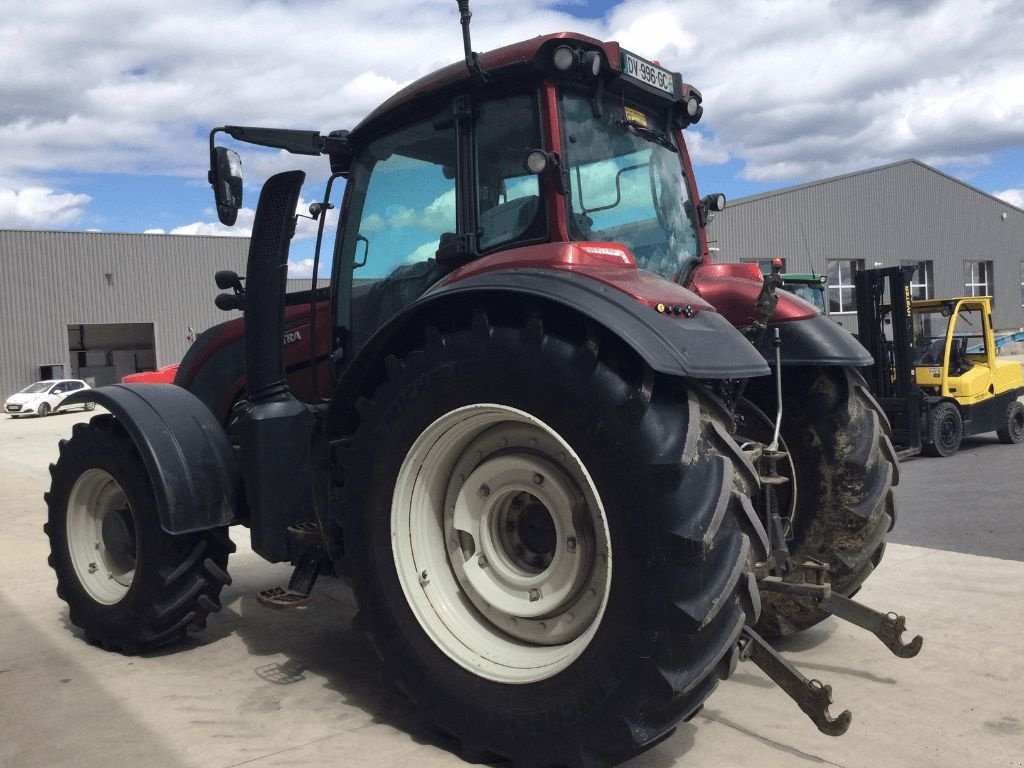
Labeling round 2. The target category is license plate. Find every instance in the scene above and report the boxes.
[621,50,675,97]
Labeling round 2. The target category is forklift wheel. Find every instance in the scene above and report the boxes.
[996,400,1024,444]
[923,401,963,457]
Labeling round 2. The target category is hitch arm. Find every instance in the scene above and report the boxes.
[739,626,852,736]
[759,574,923,659]
[825,592,924,659]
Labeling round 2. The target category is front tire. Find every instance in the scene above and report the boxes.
[45,415,234,653]
[745,366,897,637]
[996,399,1024,444]
[922,401,962,457]
[37,402,50,417]
[336,311,765,767]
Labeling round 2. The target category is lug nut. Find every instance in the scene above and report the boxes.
[567,537,577,553]
[478,485,490,498]
[532,473,544,485]
[477,555,488,568]
[529,589,541,602]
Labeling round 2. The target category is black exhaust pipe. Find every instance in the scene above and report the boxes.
[244,170,304,400]
[237,170,315,562]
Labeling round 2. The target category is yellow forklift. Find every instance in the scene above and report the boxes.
[856,266,1024,457]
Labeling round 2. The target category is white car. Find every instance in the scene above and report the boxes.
[4,379,95,418]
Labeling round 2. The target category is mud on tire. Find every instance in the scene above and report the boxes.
[745,366,898,637]
[45,414,234,653]
[334,309,767,768]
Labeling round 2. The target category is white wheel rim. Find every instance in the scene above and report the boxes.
[392,404,612,684]
[66,468,136,604]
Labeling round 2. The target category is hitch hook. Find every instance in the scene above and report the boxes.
[739,626,852,737]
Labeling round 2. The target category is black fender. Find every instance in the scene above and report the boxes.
[425,269,771,377]
[758,314,873,367]
[326,268,770,437]
[63,385,238,534]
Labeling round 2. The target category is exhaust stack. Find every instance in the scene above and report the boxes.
[237,170,315,562]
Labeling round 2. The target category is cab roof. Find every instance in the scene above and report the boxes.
[353,32,621,137]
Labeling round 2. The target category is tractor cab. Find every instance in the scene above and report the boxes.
[208,32,729,376]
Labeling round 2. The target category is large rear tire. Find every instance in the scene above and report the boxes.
[744,366,897,637]
[336,311,765,767]
[45,414,235,653]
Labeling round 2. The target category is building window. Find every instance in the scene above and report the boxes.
[900,259,934,300]
[964,260,994,299]
[827,259,863,314]
[742,257,786,275]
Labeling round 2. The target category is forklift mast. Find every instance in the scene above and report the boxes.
[854,265,922,453]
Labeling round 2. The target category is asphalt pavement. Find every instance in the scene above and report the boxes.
[1,407,1022,768]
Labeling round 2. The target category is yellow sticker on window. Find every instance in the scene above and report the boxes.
[624,106,648,128]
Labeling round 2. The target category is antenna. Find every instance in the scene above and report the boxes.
[456,1,488,83]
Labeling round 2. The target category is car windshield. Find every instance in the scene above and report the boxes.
[21,381,52,394]
[559,89,699,281]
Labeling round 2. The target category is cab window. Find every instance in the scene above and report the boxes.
[475,94,546,252]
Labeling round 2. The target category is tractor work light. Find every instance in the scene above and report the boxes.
[685,96,700,117]
[552,45,602,77]
[553,45,575,71]
[525,149,549,174]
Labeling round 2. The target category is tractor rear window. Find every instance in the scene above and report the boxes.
[559,89,699,281]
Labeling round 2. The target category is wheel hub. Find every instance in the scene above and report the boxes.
[392,404,611,684]
[66,468,136,604]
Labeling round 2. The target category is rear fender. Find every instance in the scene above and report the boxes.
[325,268,770,436]
[690,263,872,367]
[62,385,237,534]
[757,314,874,367]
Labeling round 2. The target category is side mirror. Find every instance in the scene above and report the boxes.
[209,147,243,225]
[698,192,726,226]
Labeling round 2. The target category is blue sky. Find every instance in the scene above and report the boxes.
[3,0,1023,276]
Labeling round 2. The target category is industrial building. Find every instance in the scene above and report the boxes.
[708,159,1024,334]
[0,230,322,399]
[3,158,1022,399]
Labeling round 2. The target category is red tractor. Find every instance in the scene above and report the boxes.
[44,6,919,766]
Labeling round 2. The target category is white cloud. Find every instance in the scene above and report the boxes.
[607,0,1024,183]
[1,0,1022,225]
[0,186,91,228]
[146,196,337,241]
[288,258,316,277]
[994,189,1024,209]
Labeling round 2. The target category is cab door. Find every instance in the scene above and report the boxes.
[941,301,992,404]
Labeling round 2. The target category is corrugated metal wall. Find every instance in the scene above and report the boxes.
[707,160,1024,334]
[0,230,248,398]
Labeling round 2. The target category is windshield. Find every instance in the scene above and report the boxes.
[786,284,827,313]
[559,89,699,281]
[21,381,52,394]
[912,304,987,365]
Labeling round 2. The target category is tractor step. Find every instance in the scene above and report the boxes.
[256,550,322,610]
[256,586,314,609]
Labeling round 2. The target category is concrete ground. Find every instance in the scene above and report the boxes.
[1,408,1022,768]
